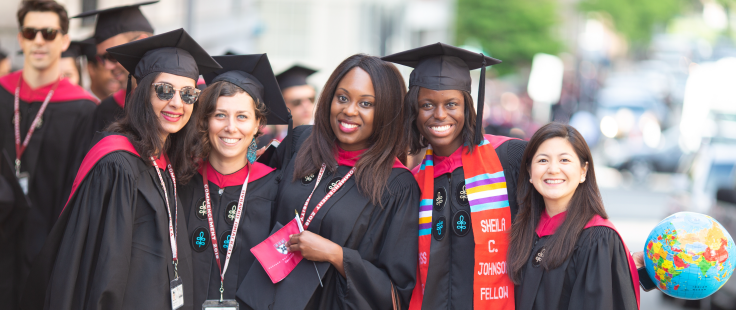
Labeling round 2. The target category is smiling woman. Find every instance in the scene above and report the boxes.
[178,53,289,309]
[507,122,640,310]
[20,29,222,310]
[240,54,420,310]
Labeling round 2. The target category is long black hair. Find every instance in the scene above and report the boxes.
[507,122,607,284]
[107,72,200,184]
[293,54,409,205]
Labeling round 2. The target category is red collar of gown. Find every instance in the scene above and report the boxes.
[336,146,407,169]
[197,160,275,188]
[536,210,568,238]
[0,70,99,103]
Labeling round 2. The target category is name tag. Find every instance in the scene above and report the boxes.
[202,299,239,310]
[170,277,184,310]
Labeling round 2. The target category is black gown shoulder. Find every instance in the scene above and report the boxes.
[516,226,637,310]
[91,95,124,134]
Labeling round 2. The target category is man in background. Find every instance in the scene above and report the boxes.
[0,2,98,308]
[73,1,156,132]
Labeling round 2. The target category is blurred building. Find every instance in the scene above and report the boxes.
[0,0,453,81]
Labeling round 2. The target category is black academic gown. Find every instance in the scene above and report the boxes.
[91,89,125,133]
[0,71,97,309]
[239,126,420,310]
[515,226,638,310]
[419,139,527,309]
[20,133,194,310]
[180,163,278,309]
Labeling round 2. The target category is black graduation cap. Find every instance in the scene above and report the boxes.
[73,1,157,44]
[61,41,92,59]
[79,37,99,62]
[276,65,317,90]
[106,28,221,83]
[203,55,290,125]
[382,43,502,143]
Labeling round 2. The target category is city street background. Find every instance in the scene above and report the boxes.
[1,0,735,309]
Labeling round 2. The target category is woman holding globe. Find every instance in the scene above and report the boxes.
[507,122,640,310]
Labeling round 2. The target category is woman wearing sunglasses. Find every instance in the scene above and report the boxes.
[21,29,221,310]
[178,54,290,308]
[240,55,419,309]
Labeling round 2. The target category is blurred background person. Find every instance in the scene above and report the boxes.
[258,64,318,147]
[73,1,156,133]
[58,41,86,85]
[0,1,98,308]
[0,49,10,77]
[83,37,119,99]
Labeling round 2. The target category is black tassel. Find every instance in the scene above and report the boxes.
[125,73,133,108]
[475,54,487,145]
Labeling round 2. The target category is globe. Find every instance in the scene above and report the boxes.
[644,212,736,299]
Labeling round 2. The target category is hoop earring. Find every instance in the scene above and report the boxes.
[247,138,257,164]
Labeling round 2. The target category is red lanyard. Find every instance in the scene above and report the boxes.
[13,78,60,176]
[201,163,250,299]
[299,163,356,230]
[151,157,179,276]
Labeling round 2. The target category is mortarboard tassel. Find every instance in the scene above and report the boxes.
[475,54,487,145]
[125,73,133,108]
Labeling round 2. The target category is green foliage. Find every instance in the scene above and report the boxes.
[578,0,686,45]
[456,0,563,76]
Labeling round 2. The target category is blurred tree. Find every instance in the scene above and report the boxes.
[456,0,563,76]
[578,0,686,45]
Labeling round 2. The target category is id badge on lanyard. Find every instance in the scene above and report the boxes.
[13,78,59,195]
[201,164,249,309]
[151,158,183,310]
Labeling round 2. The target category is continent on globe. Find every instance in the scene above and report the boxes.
[644,212,736,300]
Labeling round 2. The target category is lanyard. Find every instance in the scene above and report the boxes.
[13,78,60,176]
[201,163,250,301]
[151,157,179,277]
[299,163,356,230]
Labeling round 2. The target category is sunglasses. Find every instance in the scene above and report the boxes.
[96,52,118,65]
[152,82,200,105]
[20,27,61,41]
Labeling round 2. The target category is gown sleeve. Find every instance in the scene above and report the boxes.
[58,105,96,217]
[44,153,139,310]
[567,226,638,310]
[336,172,420,309]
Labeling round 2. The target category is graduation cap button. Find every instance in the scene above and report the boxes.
[434,187,447,211]
[191,227,209,253]
[433,216,447,241]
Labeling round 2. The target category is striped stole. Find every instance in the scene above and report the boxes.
[409,137,515,310]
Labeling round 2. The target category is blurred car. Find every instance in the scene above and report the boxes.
[669,142,736,213]
[665,142,736,309]
[594,79,671,171]
[708,185,736,310]
[615,126,685,181]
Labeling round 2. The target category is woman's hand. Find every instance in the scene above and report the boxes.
[289,231,345,277]
[632,251,644,269]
